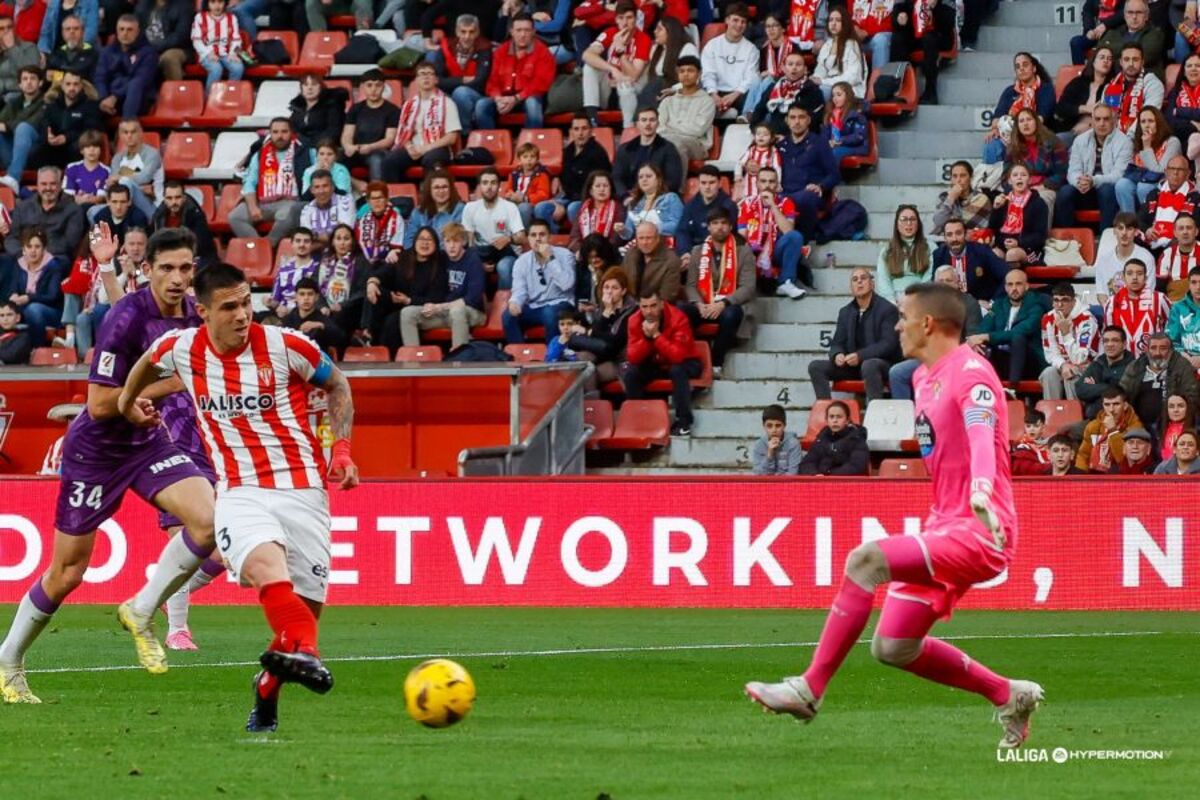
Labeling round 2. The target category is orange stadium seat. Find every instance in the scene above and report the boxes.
[197,80,255,125]
[451,130,512,178]
[591,127,615,161]
[343,346,390,362]
[867,66,918,117]
[289,31,348,74]
[840,122,878,170]
[185,184,216,218]
[601,399,671,449]
[255,29,299,70]
[162,131,211,179]
[1053,64,1084,98]
[504,343,547,363]
[212,183,244,233]
[0,184,15,208]
[802,398,863,448]
[142,80,205,127]
[700,23,726,48]
[1007,398,1026,442]
[831,380,866,394]
[30,347,78,366]
[141,130,161,150]
[395,346,444,363]
[423,290,508,343]
[274,237,294,269]
[225,238,274,286]
[584,398,614,448]
[644,341,713,392]
[514,129,563,174]
[388,183,418,203]
[877,458,928,478]
[1035,399,1084,434]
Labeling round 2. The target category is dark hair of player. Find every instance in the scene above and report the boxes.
[146,227,197,266]
[194,262,248,305]
[903,282,966,334]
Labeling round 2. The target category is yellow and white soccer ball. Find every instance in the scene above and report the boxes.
[404,659,476,728]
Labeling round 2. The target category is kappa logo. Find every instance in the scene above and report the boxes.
[97,351,116,378]
[963,358,985,371]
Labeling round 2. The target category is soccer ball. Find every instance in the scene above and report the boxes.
[404,659,476,728]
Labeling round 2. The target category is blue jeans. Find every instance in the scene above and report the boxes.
[1069,34,1091,66]
[76,302,110,358]
[773,230,811,287]
[1176,31,1194,64]
[201,54,245,94]
[22,301,62,337]
[566,201,583,224]
[451,86,483,134]
[982,136,1006,165]
[232,0,270,36]
[474,95,544,130]
[1054,182,1118,228]
[743,77,774,121]
[864,32,891,68]
[888,358,920,400]
[0,121,39,181]
[502,301,573,344]
[1114,177,1158,213]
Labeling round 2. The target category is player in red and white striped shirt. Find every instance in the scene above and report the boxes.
[120,263,358,734]
[191,0,245,92]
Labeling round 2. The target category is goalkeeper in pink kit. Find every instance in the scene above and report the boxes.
[745,282,1044,748]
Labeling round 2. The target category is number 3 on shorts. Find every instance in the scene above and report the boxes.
[217,527,232,552]
[67,481,103,510]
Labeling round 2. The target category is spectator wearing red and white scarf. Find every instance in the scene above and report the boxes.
[850,0,894,67]
[743,14,794,123]
[982,52,1056,164]
[1157,213,1200,298]
[892,0,956,104]
[191,0,244,93]
[355,181,405,266]
[1140,155,1200,249]
[682,207,756,369]
[736,166,808,299]
[1102,43,1164,137]
[232,118,312,246]
[1040,282,1099,400]
[1104,258,1172,356]
[581,0,650,129]
[383,62,461,182]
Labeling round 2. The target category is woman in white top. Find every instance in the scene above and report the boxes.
[637,16,699,107]
[812,6,866,100]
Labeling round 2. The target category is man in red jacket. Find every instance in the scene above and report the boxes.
[472,13,554,130]
[621,287,701,436]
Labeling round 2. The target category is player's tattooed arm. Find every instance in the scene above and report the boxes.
[324,366,355,441]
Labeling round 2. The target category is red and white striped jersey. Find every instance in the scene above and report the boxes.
[1104,286,1172,356]
[149,323,329,491]
[1156,243,1199,283]
[190,11,242,61]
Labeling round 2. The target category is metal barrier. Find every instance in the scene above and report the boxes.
[458,362,593,476]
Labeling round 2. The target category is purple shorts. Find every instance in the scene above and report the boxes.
[157,444,216,530]
[56,432,207,535]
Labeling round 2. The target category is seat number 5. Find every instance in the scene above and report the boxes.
[67,482,103,510]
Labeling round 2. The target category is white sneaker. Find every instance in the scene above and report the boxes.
[996,679,1044,748]
[0,662,40,704]
[0,174,19,192]
[775,280,807,300]
[744,676,821,722]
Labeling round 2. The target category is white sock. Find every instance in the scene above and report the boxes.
[131,531,208,618]
[0,586,56,665]
[165,568,218,634]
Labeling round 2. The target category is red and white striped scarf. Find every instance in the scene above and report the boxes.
[851,0,893,36]
[1149,180,1198,243]
[396,91,447,148]
[1157,243,1197,282]
[1008,77,1041,116]
[1177,81,1200,109]
[739,144,781,198]
[357,208,401,262]
[578,198,618,238]
[191,11,241,59]
[257,140,298,203]
[763,38,796,77]
[1001,190,1031,235]
[737,196,780,275]
[767,78,804,112]
[913,0,935,37]
[696,235,738,301]
[1104,71,1146,133]
[787,0,820,47]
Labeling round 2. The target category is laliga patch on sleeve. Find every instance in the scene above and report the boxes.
[968,383,996,407]
[97,352,116,378]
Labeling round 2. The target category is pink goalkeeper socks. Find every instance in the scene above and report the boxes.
[802,576,876,697]
[901,637,1011,705]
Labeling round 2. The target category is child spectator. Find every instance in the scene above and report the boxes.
[265,227,319,321]
[302,139,353,196]
[737,122,782,200]
[823,82,868,164]
[505,142,554,229]
[989,164,1049,267]
[547,306,586,363]
[798,400,869,475]
[62,129,108,209]
[1011,409,1050,476]
[1046,434,1086,475]
[190,0,244,94]
[751,403,801,475]
[281,277,347,356]
[0,301,32,364]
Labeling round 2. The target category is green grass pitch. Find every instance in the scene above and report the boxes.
[0,607,1195,799]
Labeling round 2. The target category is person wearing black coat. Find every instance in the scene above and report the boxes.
[612,112,684,198]
[289,78,350,150]
[0,302,33,365]
[135,0,195,82]
[798,419,870,476]
[149,183,218,266]
[807,267,901,402]
[365,227,450,353]
[891,0,957,105]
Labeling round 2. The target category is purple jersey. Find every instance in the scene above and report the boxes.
[63,160,110,197]
[64,287,203,457]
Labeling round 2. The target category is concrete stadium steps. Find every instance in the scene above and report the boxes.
[753,323,835,352]
[904,104,996,133]
[810,240,884,268]
[978,25,1066,52]
[993,0,1078,28]
[669,436,760,468]
[724,351,822,381]
[835,185,942,213]
[940,77,1028,106]
[877,130,983,159]
[704,378,819,410]
[952,51,1071,78]
[759,295,844,323]
[857,158,954,185]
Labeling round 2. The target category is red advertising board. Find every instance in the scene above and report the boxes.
[0,478,1194,610]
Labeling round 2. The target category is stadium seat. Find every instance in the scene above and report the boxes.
[688,127,721,174]
[212,183,244,233]
[30,347,78,366]
[592,127,615,161]
[395,346,444,363]
[192,131,260,180]
[342,346,390,362]
[866,66,918,117]
[451,130,512,178]
[504,343,547,363]
[288,31,348,74]
[425,289,509,343]
[253,30,299,74]
[225,238,274,286]
[1006,398,1026,442]
[242,80,300,127]
[840,122,878,170]
[877,458,928,478]
[682,175,733,202]
[197,80,254,126]
[706,123,751,172]
[863,399,917,452]
[1029,227,1096,280]
[455,181,472,201]
[1074,209,1101,225]
[584,398,614,448]
[388,183,418,203]
[643,341,713,393]
[1035,399,1084,434]
[831,380,866,394]
[514,129,563,174]
[274,237,294,270]
[619,126,638,146]
[162,131,211,179]
[700,23,726,48]
[600,399,671,449]
[1053,64,1084,98]
[142,80,205,127]
[141,131,161,150]
[184,184,215,218]
[0,184,14,208]
[802,398,863,448]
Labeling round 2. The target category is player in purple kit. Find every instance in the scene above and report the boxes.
[0,225,217,704]
[745,282,1044,748]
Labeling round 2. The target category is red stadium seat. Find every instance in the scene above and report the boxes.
[225,238,274,286]
[1007,398,1026,442]
[197,80,255,124]
[143,80,205,127]
[866,66,918,117]
[388,183,418,203]
[395,346,444,363]
[141,131,161,150]
[342,346,390,362]
[290,32,348,74]
[1047,227,1096,265]
[30,347,79,366]
[1053,64,1084,99]
[514,129,563,174]
[0,184,16,208]
[504,343,547,363]
[601,399,671,449]
[162,131,211,179]
[1035,399,1084,434]
[840,122,878,170]
[619,126,638,146]
[257,30,298,64]
[592,127,615,161]
[831,380,866,394]
[426,289,509,343]
[802,398,863,448]
[274,237,294,270]
[1074,209,1100,225]
[454,180,472,201]
[185,184,216,218]
[584,398,614,448]
[700,23,726,48]
[212,183,244,233]
[451,130,512,178]
[877,458,928,478]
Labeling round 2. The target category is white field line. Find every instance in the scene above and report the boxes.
[26,630,1175,675]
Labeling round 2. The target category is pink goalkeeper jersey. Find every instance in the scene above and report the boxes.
[912,344,1018,551]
